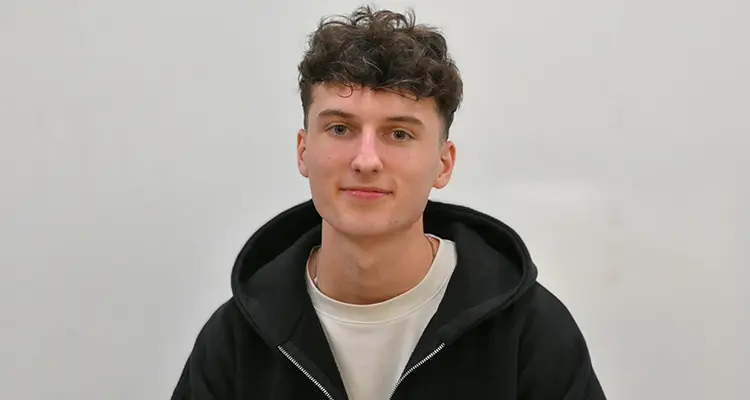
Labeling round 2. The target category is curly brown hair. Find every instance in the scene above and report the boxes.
[298,6,463,139]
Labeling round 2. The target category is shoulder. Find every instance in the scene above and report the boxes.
[201,298,244,331]
[511,283,592,357]
[192,298,254,351]
[518,283,581,335]
[511,283,606,398]
[172,299,246,399]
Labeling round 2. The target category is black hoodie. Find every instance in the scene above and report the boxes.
[172,200,606,400]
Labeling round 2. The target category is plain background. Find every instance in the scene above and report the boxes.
[1,0,748,399]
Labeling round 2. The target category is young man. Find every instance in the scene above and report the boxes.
[172,6,605,400]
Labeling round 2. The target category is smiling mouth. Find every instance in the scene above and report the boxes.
[341,188,391,199]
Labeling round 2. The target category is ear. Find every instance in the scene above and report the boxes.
[433,140,456,189]
[297,129,309,178]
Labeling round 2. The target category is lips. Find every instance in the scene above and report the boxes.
[341,187,391,199]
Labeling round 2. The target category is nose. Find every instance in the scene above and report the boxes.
[350,129,383,174]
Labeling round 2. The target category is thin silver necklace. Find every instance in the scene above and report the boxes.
[312,248,320,289]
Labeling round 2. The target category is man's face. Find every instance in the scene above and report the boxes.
[297,83,456,238]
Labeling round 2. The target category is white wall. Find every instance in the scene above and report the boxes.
[1,0,747,399]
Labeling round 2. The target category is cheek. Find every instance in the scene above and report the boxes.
[411,154,442,180]
[307,148,345,181]
[398,165,439,195]
[312,154,337,171]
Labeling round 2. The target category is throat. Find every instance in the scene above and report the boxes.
[310,232,439,305]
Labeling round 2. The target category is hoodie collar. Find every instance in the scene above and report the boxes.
[230,199,538,347]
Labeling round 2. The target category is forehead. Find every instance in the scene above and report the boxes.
[308,84,440,124]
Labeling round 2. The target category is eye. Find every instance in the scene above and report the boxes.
[392,129,413,141]
[327,124,349,136]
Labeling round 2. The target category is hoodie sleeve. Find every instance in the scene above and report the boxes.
[171,301,237,400]
[517,284,607,400]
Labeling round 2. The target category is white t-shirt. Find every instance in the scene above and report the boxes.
[305,235,457,400]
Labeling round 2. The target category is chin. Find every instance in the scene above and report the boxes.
[330,213,396,238]
[314,193,421,238]
[327,205,425,240]
[344,223,396,239]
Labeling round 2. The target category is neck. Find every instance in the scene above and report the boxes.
[313,218,437,305]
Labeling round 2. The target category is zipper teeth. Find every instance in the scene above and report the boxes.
[388,343,446,399]
[277,345,335,400]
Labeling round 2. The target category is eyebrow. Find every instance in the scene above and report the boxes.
[317,108,425,127]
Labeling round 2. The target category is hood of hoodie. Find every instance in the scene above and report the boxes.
[230,199,538,348]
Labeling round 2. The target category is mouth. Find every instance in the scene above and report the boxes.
[340,187,391,200]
